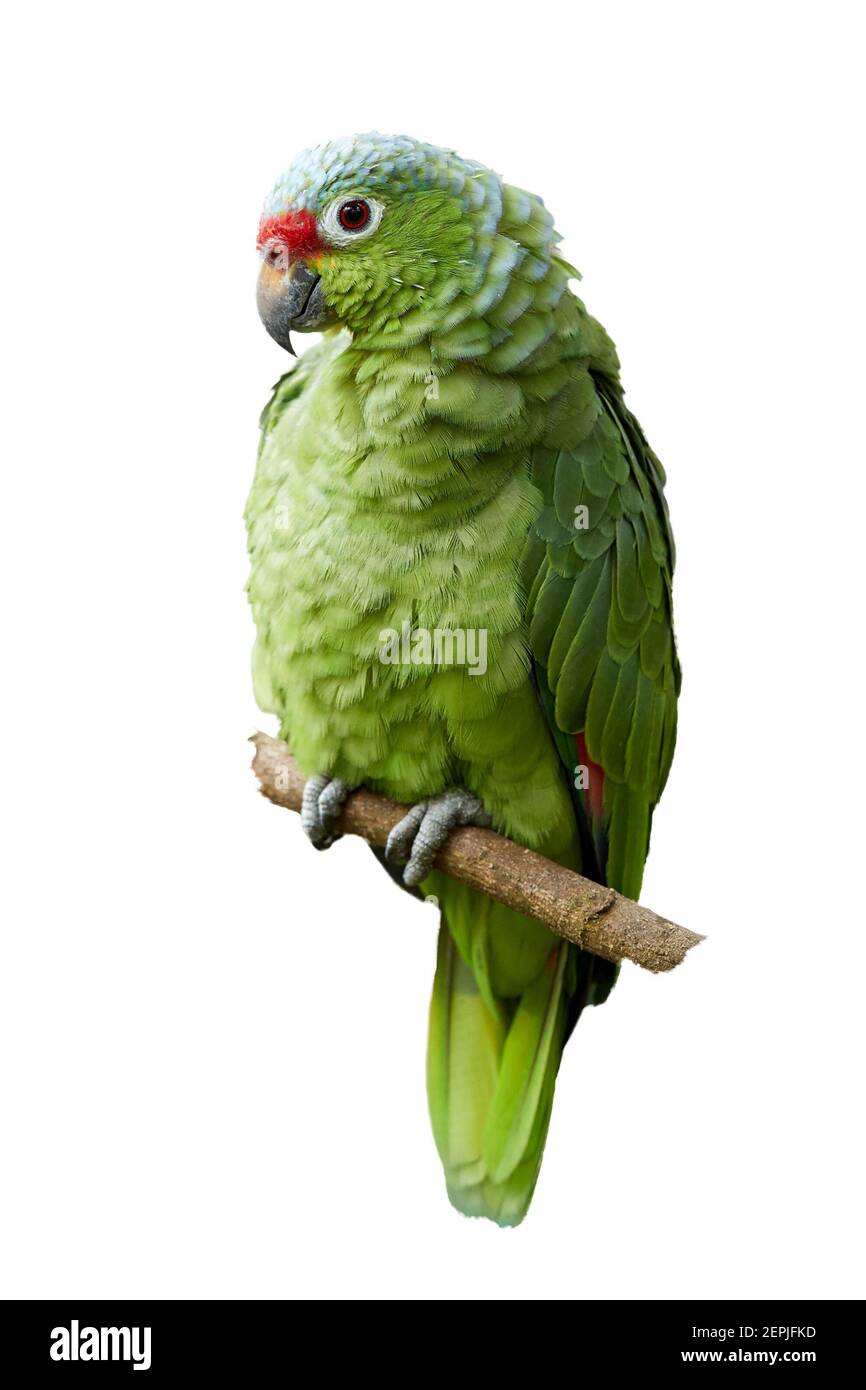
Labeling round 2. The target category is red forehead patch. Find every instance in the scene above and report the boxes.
[257,210,322,260]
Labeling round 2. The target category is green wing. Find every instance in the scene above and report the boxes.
[524,373,680,901]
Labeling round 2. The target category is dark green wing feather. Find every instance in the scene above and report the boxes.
[525,364,680,902]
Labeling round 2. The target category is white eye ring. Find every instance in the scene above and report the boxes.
[320,194,385,246]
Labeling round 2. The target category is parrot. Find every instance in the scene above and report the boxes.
[246,133,680,1226]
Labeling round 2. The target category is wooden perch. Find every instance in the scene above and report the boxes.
[251,732,703,975]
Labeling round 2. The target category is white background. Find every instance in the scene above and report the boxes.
[2,1,864,1300]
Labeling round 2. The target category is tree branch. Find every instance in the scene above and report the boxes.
[251,733,703,975]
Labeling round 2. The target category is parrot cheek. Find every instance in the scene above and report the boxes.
[256,259,336,355]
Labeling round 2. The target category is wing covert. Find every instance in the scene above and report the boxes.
[525,375,680,899]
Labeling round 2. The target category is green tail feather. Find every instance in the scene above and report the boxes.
[427,921,570,1227]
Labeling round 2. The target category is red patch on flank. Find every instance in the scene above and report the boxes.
[257,210,322,260]
[576,732,605,820]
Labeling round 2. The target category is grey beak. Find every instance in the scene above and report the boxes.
[256,260,334,355]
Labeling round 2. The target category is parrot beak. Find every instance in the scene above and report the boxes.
[256,257,335,355]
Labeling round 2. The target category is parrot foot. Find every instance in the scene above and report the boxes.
[385,787,492,888]
[300,774,357,850]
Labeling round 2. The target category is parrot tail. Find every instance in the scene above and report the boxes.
[426,919,569,1227]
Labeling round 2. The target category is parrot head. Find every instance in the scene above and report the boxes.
[256,133,512,353]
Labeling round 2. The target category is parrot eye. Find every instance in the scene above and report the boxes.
[338,199,371,231]
[320,194,385,246]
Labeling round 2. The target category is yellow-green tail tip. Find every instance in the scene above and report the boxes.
[427,921,567,1228]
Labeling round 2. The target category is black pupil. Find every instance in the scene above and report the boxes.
[340,200,369,229]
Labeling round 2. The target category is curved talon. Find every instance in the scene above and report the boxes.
[385,787,492,888]
[300,774,356,849]
[383,802,426,863]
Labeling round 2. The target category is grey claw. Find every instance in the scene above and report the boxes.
[384,802,427,866]
[385,787,491,888]
[300,774,355,849]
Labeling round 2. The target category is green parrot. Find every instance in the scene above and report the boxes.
[246,133,680,1226]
